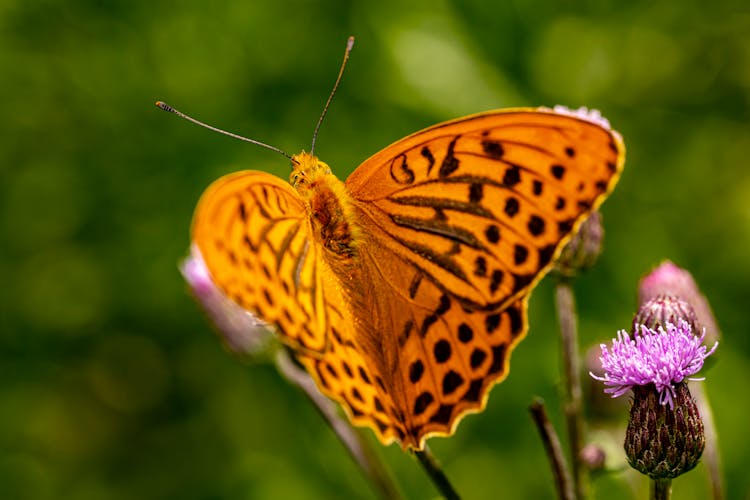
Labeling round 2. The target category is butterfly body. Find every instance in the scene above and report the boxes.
[192,107,625,449]
[291,152,360,259]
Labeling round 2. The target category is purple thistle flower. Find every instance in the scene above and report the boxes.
[591,320,717,408]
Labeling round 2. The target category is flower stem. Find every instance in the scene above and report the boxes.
[555,280,587,499]
[413,446,461,500]
[652,478,672,500]
[274,348,402,500]
[529,398,575,500]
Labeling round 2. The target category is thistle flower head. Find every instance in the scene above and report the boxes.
[591,320,717,408]
[542,105,613,130]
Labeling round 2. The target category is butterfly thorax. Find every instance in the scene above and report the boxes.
[291,152,360,258]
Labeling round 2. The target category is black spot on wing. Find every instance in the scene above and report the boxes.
[485,313,501,334]
[555,197,566,211]
[511,273,534,294]
[490,269,504,294]
[439,136,461,177]
[414,392,434,416]
[514,244,529,265]
[538,244,556,267]
[504,198,519,217]
[469,183,483,203]
[421,146,436,174]
[507,306,524,337]
[430,404,454,424]
[527,215,545,236]
[474,256,487,277]
[485,224,500,243]
[488,344,507,374]
[458,323,473,343]
[470,348,487,369]
[551,164,565,180]
[502,165,521,187]
[463,379,483,403]
[442,370,464,396]
[481,139,504,159]
[433,339,452,363]
[409,360,424,383]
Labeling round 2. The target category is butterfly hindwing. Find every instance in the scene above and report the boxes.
[349,240,530,448]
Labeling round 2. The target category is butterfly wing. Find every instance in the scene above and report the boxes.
[347,108,624,311]
[192,171,336,353]
[356,239,533,448]
[193,170,412,444]
[343,108,624,447]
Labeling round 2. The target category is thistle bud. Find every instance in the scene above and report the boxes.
[555,211,604,277]
[580,443,607,473]
[633,295,698,335]
[638,261,719,345]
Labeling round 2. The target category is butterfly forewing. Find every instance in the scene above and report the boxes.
[347,109,624,311]
[192,171,334,353]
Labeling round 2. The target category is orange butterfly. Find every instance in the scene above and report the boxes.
[170,40,625,450]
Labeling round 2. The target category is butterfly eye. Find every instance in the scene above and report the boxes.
[292,174,307,187]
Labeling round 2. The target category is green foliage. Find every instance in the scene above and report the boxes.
[1,0,748,498]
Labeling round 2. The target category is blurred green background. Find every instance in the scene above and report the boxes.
[2,0,749,498]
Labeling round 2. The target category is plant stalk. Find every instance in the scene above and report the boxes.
[555,279,587,499]
[414,445,461,500]
[652,478,672,500]
[530,398,575,500]
[275,348,401,499]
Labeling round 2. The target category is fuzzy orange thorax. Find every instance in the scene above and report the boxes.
[290,152,360,257]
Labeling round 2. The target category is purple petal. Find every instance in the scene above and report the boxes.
[181,244,274,355]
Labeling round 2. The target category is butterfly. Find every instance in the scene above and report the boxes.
[187,101,625,449]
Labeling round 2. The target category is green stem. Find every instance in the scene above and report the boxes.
[414,445,461,500]
[555,280,587,499]
[652,478,672,500]
[274,349,402,500]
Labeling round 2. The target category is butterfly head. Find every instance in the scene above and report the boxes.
[290,151,333,192]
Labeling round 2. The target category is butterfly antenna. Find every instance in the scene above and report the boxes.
[155,101,295,162]
[310,36,355,155]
